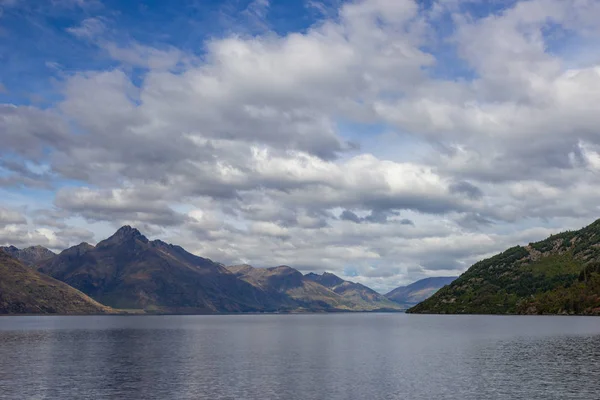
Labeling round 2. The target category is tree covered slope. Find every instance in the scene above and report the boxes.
[408,219,600,315]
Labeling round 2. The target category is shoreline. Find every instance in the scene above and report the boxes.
[4,311,600,317]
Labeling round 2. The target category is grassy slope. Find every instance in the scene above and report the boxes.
[0,251,112,314]
[408,219,600,315]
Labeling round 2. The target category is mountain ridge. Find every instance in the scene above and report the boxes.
[385,276,457,306]
[1,225,460,314]
[0,245,56,266]
[36,227,280,313]
[305,271,404,311]
[407,218,600,315]
[0,249,112,314]
[227,264,362,311]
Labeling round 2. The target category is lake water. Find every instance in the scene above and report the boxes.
[1,314,600,399]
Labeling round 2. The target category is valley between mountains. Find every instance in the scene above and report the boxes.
[1,226,452,314]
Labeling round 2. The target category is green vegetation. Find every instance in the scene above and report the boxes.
[407,218,600,315]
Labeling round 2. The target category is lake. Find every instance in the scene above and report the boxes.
[0,314,599,399]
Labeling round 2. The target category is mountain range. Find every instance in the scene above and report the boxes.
[5,216,598,315]
[306,271,402,310]
[36,226,280,313]
[408,218,600,315]
[0,245,56,266]
[1,225,448,314]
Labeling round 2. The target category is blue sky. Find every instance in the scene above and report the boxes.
[0,0,528,105]
[2,0,600,292]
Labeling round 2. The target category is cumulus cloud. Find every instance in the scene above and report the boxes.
[0,207,26,227]
[0,223,95,250]
[67,17,106,39]
[54,186,188,227]
[2,0,600,290]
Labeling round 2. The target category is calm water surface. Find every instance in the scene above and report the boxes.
[1,314,600,399]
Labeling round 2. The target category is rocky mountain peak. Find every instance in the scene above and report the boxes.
[98,226,149,247]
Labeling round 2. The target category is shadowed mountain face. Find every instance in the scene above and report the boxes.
[0,245,55,266]
[408,218,600,315]
[37,226,280,313]
[385,277,458,306]
[3,226,406,314]
[0,249,111,314]
[305,272,404,311]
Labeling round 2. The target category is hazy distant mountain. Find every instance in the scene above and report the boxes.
[227,265,356,311]
[385,277,457,306]
[227,266,403,311]
[0,245,55,266]
[0,249,111,314]
[408,218,600,315]
[305,272,404,311]
[37,226,280,313]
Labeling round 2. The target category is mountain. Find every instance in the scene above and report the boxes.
[0,249,111,314]
[385,276,457,306]
[0,245,55,266]
[227,265,356,311]
[305,272,404,311]
[407,219,600,315]
[36,226,280,313]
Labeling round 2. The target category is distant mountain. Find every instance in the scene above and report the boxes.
[0,249,111,314]
[305,272,404,310]
[385,276,457,306]
[227,265,354,311]
[37,226,281,313]
[407,218,600,315]
[227,266,402,311]
[0,245,55,266]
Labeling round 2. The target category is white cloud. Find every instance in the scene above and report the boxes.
[0,207,26,227]
[2,0,600,289]
[67,17,106,39]
[102,42,185,70]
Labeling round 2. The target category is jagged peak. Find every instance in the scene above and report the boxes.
[307,271,346,287]
[23,245,55,254]
[59,242,94,256]
[97,225,149,247]
[115,225,143,237]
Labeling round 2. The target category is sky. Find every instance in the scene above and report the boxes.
[2,0,600,293]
